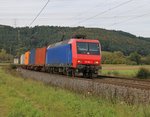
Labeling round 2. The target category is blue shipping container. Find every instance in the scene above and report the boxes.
[29,49,36,64]
[46,44,72,66]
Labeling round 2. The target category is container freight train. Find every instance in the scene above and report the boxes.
[20,38,102,78]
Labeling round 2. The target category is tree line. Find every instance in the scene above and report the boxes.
[0,25,150,58]
[102,51,150,65]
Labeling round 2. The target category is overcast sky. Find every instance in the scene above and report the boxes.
[0,0,150,37]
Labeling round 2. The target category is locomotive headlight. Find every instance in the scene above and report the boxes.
[94,61,99,64]
[77,60,82,63]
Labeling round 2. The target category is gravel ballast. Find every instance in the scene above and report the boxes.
[19,68,150,104]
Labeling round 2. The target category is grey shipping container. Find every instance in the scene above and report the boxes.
[20,54,25,64]
[14,58,19,64]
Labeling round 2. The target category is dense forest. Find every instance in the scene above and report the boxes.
[0,25,150,57]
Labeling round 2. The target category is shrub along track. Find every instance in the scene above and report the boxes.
[18,68,150,104]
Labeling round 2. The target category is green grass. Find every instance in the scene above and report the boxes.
[101,69,138,77]
[0,63,10,66]
[0,67,150,117]
[101,64,150,78]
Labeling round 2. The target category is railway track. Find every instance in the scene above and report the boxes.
[98,75,150,82]
[19,68,150,90]
[59,73,150,90]
[95,75,150,90]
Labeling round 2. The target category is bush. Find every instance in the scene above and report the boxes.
[0,49,13,62]
[126,60,137,65]
[10,64,17,69]
[141,55,150,65]
[129,52,141,65]
[136,68,150,79]
[102,51,128,64]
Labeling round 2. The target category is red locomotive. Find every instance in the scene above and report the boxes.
[68,38,101,77]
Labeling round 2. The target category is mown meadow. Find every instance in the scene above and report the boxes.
[101,64,150,78]
[0,66,150,117]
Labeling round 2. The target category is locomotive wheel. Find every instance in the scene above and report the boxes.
[71,69,75,77]
[89,72,92,78]
[67,70,72,76]
[66,69,75,77]
[66,68,71,76]
[83,72,86,78]
[83,71,94,78]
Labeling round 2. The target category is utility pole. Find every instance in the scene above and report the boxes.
[14,19,21,57]
[17,29,21,57]
[9,47,11,55]
[14,19,17,28]
[9,19,17,55]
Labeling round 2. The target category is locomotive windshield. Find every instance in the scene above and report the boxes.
[77,42,100,55]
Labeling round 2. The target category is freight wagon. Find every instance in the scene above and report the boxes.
[24,51,30,65]
[20,54,25,65]
[14,58,19,64]
[21,37,101,78]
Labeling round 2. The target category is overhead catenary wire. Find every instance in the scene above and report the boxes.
[109,11,150,27]
[71,0,134,26]
[29,0,50,27]
[71,0,118,20]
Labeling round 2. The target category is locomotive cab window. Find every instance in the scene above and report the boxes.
[89,43,100,55]
[77,42,100,55]
[77,42,88,54]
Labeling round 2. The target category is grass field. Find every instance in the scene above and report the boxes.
[101,64,150,78]
[0,66,150,117]
[0,63,10,66]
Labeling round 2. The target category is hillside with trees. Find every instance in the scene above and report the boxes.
[0,25,150,57]
[102,51,150,65]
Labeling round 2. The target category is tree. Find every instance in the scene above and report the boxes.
[0,49,13,62]
[129,52,141,65]
[102,51,127,64]
[141,55,150,65]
